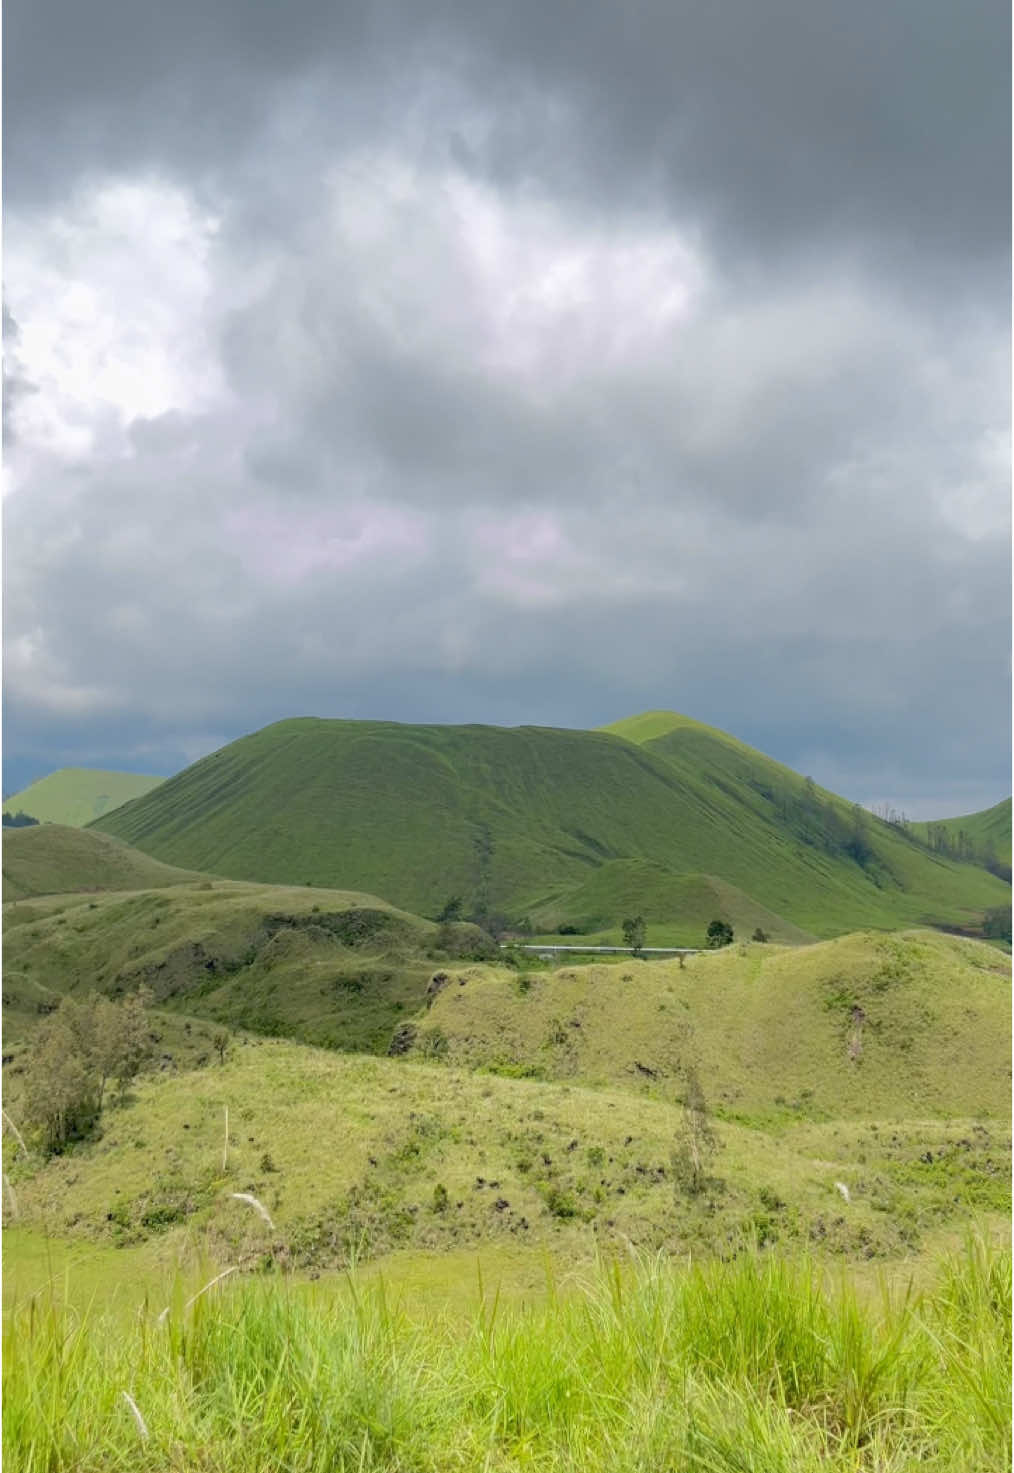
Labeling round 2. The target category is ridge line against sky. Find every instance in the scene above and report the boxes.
[3,0,1010,818]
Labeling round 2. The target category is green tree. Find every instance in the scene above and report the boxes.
[622,915,646,955]
[23,1009,99,1154]
[437,896,463,923]
[751,927,769,943]
[23,991,153,1154]
[706,919,734,948]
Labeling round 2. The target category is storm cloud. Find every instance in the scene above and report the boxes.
[3,0,1009,814]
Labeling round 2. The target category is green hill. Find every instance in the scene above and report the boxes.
[409,929,1011,1122]
[2,875,446,1056]
[911,798,1012,868]
[528,861,814,944]
[3,767,165,827]
[90,715,1009,939]
[1,825,204,901]
[6,930,1009,1267]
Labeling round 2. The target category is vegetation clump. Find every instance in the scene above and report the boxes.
[621,915,646,954]
[21,990,153,1153]
[706,918,734,948]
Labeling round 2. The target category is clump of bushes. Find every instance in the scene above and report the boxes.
[21,990,153,1154]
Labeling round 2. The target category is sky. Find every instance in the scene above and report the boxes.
[3,0,1010,817]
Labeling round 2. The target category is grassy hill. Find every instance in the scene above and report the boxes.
[911,798,1012,866]
[91,715,1009,939]
[7,1013,1010,1273]
[408,929,1011,1123]
[2,876,450,1056]
[1,824,205,901]
[528,862,815,944]
[3,767,164,826]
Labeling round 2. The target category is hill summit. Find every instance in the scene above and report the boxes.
[91,713,1009,939]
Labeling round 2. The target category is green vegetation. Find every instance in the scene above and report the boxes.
[706,918,734,948]
[1,824,205,901]
[5,929,1008,1268]
[4,1235,1009,1470]
[408,930,1011,1121]
[621,914,645,954]
[911,798,1012,882]
[90,714,1009,940]
[21,991,153,1152]
[532,863,814,946]
[2,809,39,828]
[2,878,443,1058]
[3,767,164,827]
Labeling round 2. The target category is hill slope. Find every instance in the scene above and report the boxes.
[2,875,444,1055]
[91,715,1009,938]
[1,825,204,901]
[3,767,165,826]
[911,798,1012,867]
[410,930,1011,1122]
[8,954,1009,1267]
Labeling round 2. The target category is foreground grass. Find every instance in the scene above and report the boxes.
[5,1236,1009,1471]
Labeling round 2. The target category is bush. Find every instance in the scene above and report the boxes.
[23,990,153,1153]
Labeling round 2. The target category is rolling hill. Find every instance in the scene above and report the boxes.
[408,929,1012,1122]
[2,873,445,1055]
[6,929,1009,1268]
[3,767,165,827]
[91,714,1009,939]
[1,824,205,901]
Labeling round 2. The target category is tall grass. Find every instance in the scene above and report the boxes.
[4,1237,1009,1471]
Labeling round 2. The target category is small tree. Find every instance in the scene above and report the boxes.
[23,1013,99,1154]
[751,927,768,943]
[437,896,463,923]
[23,991,153,1153]
[212,1029,230,1065]
[622,916,646,956]
[671,1067,720,1197]
[706,919,734,949]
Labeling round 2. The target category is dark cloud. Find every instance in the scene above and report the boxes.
[2,0,1009,814]
[8,1,1009,270]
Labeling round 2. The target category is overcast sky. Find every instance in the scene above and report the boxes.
[3,0,1010,816]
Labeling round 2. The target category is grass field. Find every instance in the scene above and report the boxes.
[5,932,1009,1269]
[4,1229,1010,1470]
[2,768,164,827]
[90,714,1011,938]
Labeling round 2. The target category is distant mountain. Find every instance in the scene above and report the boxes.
[2,767,165,828]
[90,714,1009,939]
